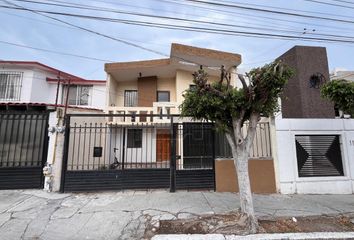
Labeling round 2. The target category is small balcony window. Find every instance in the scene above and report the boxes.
[124,90,138,107]
[62,85,92,106]
[157,91,170,102]
[0,71,23,101]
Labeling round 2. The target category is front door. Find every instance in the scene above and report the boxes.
[156,129,170,162]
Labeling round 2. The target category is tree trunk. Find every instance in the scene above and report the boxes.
[225,116,259,233]
[234,149,258,233]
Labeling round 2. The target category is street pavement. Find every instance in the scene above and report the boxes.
[0,189,353,240]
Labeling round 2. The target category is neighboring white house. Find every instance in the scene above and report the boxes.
[0,61,106,109]
[331,68,354,82]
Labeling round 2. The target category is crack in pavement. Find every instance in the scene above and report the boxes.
[201,192,216,213]
[2,195,33,214]
[38,200,68,239]
[20,219,31,240]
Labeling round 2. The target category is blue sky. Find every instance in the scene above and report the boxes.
[1,0,354,80]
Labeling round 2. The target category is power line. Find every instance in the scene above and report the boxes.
[1,0,227,69]
[172,0,354,19]
[0,39,115,62]
[5,0,308,35]
[0,10,171,48]
[331,0,354,5]
[46,0,354,33]
[3,4,354,44]
[181,0,354,24]
[304,0,354,9]
[13,0,354,35]
[46,0,307,32]
[156,0,354,33]
[1,0,170,58]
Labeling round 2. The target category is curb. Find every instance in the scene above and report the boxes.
[152,232,354,240]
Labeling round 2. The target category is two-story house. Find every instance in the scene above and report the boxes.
[0,61,106,109]
[105,43,241,116]
[103,43,242,167]
[0,61,106,190]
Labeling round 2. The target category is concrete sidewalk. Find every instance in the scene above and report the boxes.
[0,190,353,240]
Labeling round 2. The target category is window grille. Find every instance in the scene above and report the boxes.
[124,90,138,107]
[0,71,23,101]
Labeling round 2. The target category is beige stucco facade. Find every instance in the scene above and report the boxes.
[104,43,242,118]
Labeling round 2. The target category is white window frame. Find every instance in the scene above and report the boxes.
[0,71,23,101]
[62,84,92,106]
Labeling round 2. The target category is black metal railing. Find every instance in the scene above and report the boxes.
[66,121,172,170]
[0,112,49,167]
[60,113,273,192]
[63,114,272,171]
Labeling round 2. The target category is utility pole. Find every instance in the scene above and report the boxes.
[63,78,71,125]
[54,71,61,110]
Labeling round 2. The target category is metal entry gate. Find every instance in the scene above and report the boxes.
[171,123,215,191]
[60,114,215,192]
[0,111,49,189]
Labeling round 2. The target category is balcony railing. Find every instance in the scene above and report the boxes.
[106,102,179,123]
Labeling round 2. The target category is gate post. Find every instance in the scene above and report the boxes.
[170,117,176,192]
[59,115,71,193]
[211,124,216,192]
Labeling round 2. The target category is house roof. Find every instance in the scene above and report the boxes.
[105,43,242,81]
[46,78,106,85]
[105,58,170,72]
[170,43,241,65]
[0,60,105,84]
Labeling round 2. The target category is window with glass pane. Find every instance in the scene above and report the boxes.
[157,91,170,102]
[124,90,138,107]
[62,85,92,105]
[0,72,23,101]
[127,129,142,148]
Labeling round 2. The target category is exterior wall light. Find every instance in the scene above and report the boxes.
[309,72,325,89]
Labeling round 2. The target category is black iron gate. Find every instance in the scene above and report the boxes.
[0,111,49,189]
[60,114,216,192]
[172,122,215,191]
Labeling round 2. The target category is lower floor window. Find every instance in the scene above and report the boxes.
[127,129,142,148]
[295,135,344,177]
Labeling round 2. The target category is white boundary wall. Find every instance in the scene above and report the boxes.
[275,116,354,194]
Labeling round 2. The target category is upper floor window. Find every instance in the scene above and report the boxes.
[157,91,170,102]
[124,90,138,107]
[0,71,23,101]
[62,85,92,106]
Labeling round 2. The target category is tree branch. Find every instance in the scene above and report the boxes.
[245,112,260,151]
[238,74,248,91]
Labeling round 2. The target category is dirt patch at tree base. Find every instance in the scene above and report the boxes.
[144,212,354,239]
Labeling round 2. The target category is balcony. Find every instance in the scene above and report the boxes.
[106,102,179,124]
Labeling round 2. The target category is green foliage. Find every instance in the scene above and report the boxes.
[321,79,354,116]
[180,61,294,131]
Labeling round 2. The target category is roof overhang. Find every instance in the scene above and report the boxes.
[46,78,106,85]
[105,43,242,82]
[0,61,85,80]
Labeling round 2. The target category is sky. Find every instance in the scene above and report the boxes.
[1,0,354,80]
